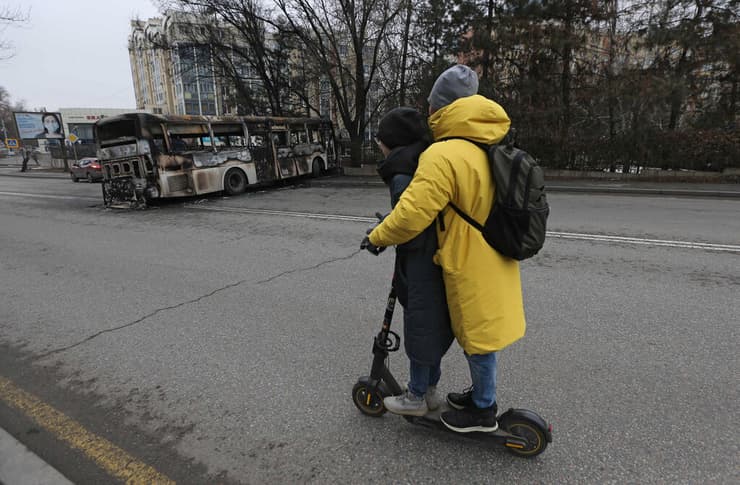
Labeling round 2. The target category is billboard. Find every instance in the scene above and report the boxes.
[13,112,65,140]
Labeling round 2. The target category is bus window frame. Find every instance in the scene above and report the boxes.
[164,123,211,154]
[209,122,249,153]
[207,122,217,153]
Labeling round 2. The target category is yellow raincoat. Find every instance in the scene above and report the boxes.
[369,95,526,354]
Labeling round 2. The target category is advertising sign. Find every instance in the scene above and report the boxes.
[13,112,65,140]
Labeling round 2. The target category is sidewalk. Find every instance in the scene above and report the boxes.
[315,175,740,198]
[0,164,69,180]
[0,428,72,485]
[0,154,69,180]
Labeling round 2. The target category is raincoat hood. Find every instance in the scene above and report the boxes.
[428,94,511,145]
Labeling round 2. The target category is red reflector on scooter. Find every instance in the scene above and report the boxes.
[548,424,553,432]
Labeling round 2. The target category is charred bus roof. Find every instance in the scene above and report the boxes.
[95,112,332,129]
[95,113,334,148]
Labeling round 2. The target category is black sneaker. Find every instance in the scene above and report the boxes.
[446,386,474,410]
[440,404,498,433]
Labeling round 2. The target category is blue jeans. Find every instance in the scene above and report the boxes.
[465,351,497,408]
[408,359,441,397]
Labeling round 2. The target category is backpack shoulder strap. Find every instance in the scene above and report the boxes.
[448,202,484,231]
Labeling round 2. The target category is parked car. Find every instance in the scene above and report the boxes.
[70,157,103,183]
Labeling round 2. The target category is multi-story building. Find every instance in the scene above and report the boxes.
[128,12,332,120]
[129,17,176,115]
[129,12,381,163]
[129,12,249,116]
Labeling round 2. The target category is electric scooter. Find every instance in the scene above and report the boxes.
[351,280,552,457]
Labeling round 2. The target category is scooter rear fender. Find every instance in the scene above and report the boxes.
[498,408,553,442]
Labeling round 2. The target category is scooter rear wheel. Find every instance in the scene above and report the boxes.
[351,382,386,417]
[498,415,549,457]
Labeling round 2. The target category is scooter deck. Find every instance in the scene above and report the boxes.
[401,402,514,442]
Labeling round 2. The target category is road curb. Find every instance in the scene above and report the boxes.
[0,427,73,485]
[311,179,740,198]
[546,185,740,198]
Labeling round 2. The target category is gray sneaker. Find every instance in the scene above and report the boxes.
[383,391,428,416]
[425,385,443,411]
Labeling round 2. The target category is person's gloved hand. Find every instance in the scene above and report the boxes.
[361,211,388,255]
[360,235,385,256]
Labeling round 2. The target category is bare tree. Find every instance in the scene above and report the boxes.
[0,85,26,139]
[139,0,738,170]
[704,0,740,128]
[154,1,300,115]
[274,0,403,164]
[0,3,29,60]
[397,0,413,105]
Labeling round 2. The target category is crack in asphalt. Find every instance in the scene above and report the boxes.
[37,249,364,359]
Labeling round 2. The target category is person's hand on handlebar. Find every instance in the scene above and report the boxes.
[361,234,386,256]
[360,212,388,255]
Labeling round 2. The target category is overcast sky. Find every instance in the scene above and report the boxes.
[1,0,161,111]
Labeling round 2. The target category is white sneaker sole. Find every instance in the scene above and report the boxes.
[383,398,428,417]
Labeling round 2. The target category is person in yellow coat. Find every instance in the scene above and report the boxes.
[364,65,526,433]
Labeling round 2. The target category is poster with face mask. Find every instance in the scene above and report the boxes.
[13,112,65,139]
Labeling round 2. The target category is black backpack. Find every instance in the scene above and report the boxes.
[444,136,549,260]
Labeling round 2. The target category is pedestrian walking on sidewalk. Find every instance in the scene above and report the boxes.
[19,146,30,172]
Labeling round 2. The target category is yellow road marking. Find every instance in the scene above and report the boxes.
[0,375,175,484]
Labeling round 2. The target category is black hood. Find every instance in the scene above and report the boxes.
[376,140,428,185]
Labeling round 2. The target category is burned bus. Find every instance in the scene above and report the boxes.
[95,113,339,207]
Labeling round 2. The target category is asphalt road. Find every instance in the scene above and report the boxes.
[1,175,738,484]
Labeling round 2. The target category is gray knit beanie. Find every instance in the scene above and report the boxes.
[427,64,479,111]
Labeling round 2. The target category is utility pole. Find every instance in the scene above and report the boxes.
[60,140,69,172]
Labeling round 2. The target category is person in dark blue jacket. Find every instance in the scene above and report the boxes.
[374,107,454,416]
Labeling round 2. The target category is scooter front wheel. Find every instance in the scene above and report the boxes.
[351,382,386,417]
[498,412,550,457]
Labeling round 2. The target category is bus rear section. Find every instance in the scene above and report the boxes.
[95,114,160,208]
[94,114,256,208]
